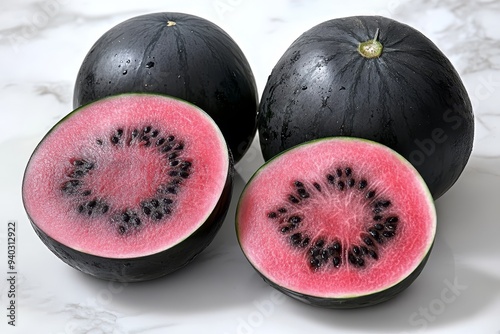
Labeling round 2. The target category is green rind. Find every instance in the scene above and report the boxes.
[235,136,436,308]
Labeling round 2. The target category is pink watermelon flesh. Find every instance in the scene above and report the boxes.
[236,137,436,299]
[23,94,229,259]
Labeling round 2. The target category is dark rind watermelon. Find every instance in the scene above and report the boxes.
[74,12,258,163]
[30,168,232,282]
[258,15,474,199]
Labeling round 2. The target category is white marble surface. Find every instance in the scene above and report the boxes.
[1,0,499,333]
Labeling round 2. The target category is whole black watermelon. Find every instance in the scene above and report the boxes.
[74,12,258,163]
[258,16,474,199]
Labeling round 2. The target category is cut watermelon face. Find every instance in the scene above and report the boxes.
[22,93,232,281]
[236,137,436,308]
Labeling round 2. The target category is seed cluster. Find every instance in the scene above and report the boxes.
[266,166,400,271]
[60,125,193,235]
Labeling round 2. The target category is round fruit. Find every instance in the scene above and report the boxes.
[236,137,436,308]
[258,15,474,199]
[73,12,258,163]
[22,93,233,282]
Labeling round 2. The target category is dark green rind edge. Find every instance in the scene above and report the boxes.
[23,93,234,282]
[235,136,436,308]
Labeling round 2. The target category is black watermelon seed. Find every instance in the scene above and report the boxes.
[122,212,130,222]
[297,188,309,198]
[175,143,184,150]
[268,212,277,219]
[161,145,173,153]
[131,129,139,138]
[348,252,357,265]
[151,199,159,207]
[374,215,383,221]
[385,223,397,231]
[289,195,300,204]
[134,217,141,225]
[167,135,175,142]
[62,179,81,192]
[166,186,177,194]
[332,241,341,252]
[71,170,85,178]
[363,236,374,246]
[357,258,365,266]
[337,181,345,190]
[313,182,321,191]
[278,207,287,213]
[333,256,341,267]
[180,161,192,170]
[111,136,119,144]
[144,126,151,133]
[348,179,355,187]
[101,205,109,214]
[294,180,304,187]
[373,207,382,214]
[369,229,379,238]
[88,200,96,208]
[143,206,151,215]
[151,130,159,137]
[327,174,335,184]
[116,129,123,136]
[280,226,290,233]
[361,246,369,254]
[310,258,321,268]
[78,205,84,213]
[156,138,165,146]
[374,224,384,230]
[73,160,85,166]
[359,180,367,189]
[168,152,178,160]
[315,239,325,248]
[118,226,126,234]
[336,168,342,177]
[352,246,360,255]
[169,170,179,177]
[366,190,376,199]
[383,231,395,238]
[163,207,172,215]
[345,167,352,177]
[141,135,149,142]
[169,160,179,167]
[386,216,399,223]
[310,247,320,256]
[321,249,329,260]
[180,171,190,179]
[96,139,103,145]
[171,178,182,185]
[290,233,302,244]
[368,249,378,260]
[163,198,173,205]
[288,216,301,224]
[153,211,163,220]
[82,189,91,196]
[380,200,391,207]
